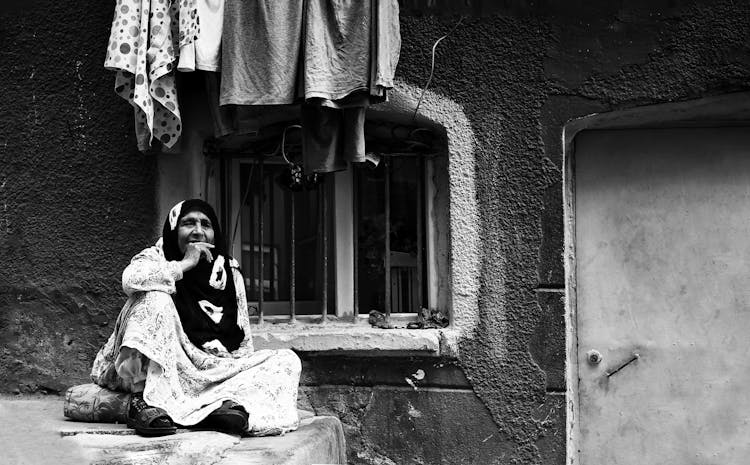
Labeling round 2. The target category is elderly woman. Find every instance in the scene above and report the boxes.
[91,199,301,437]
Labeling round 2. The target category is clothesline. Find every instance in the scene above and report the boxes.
[105,0,401,176]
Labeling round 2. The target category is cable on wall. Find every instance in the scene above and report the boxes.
[412,16,465,121]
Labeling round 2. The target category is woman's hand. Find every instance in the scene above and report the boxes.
[179,242,215,273]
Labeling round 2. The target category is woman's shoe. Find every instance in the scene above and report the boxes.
[197,400,249,435]
[126,393,177,437]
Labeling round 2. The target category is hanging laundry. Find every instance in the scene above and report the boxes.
[178,0,225,72]
[220,1,305,106]
[300,0,400,173]
[371,0,401,96]
[219,0,401,173]
[301,104,366,173]
[303,0,374,102]
[105,0,199,151]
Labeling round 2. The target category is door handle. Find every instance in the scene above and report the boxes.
[606,352,640,378]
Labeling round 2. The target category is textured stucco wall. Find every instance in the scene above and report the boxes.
[0,0,159,394]
[393,1,750,464]
[1,1,749,464]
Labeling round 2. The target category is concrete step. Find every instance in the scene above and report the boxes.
[2,397,346,465]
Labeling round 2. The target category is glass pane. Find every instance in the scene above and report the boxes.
[238,162,331,316]
[356,157,424,314]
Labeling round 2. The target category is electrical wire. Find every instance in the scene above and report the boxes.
[412,16,465,121]
[281,124,302,165]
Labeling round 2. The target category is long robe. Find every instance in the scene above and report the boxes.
[91,243,300,436]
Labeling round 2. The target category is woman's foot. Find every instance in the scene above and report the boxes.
[126,393,177,437]
[196,400,249,435]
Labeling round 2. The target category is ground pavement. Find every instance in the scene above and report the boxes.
[1,395,345,465]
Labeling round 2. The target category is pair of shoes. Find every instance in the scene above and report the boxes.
[197,400,249,435]
[126,392,177,437]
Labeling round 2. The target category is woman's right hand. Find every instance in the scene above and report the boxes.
[179,242,215,273]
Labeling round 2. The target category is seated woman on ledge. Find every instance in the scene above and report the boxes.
[91,199,301,437]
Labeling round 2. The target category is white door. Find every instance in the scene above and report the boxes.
[574,127,750,464]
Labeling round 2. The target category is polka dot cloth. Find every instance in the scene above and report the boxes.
[105,0,199,151]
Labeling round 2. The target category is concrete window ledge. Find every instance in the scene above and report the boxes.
[251,325,459,357]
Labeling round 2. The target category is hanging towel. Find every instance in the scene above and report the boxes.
[105,0,199,151]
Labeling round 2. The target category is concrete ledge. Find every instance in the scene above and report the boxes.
[63,416,346,465]
[252,325,458,357]
[218,416,346,465]
[2,398,345,465]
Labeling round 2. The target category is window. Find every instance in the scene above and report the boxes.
[211,119,447,326]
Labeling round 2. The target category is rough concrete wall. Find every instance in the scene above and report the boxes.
[1,1,749,465]
[0,0,159,393]
[387,1,749,464]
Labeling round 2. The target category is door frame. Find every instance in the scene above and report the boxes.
[561,92,750,465]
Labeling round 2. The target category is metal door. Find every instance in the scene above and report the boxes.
[572,127,750,464]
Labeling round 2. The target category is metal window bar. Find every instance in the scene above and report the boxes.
[289,192,296,322]
[269,167,276,300]
[353,167,359,319]
[248,166,256,310]
[321,180,329,321]
[384,157,392,320]
[416,156,424,312]
[257,157,265,324]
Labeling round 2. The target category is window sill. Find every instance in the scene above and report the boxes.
[250,324,458,358]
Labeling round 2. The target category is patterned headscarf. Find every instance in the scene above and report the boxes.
[162,199,244,352]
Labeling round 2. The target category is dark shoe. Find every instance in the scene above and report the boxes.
[126,393,177,437]
[197,400,249,435]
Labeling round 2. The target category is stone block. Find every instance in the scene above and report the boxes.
[303,385,515,465]
[217,417,346,465]
[361,386,515,465]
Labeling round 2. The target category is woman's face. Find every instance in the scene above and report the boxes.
[177,211,215,254]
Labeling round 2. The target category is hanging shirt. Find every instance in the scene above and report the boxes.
[104,0,199,151]
[178,0,225,72]
[302,0,373,102]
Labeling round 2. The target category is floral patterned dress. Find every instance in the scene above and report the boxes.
[91,243,301,436]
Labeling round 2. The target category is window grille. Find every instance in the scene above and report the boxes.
[211,120,441,326]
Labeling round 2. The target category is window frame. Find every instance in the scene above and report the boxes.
[225,155,440,325]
